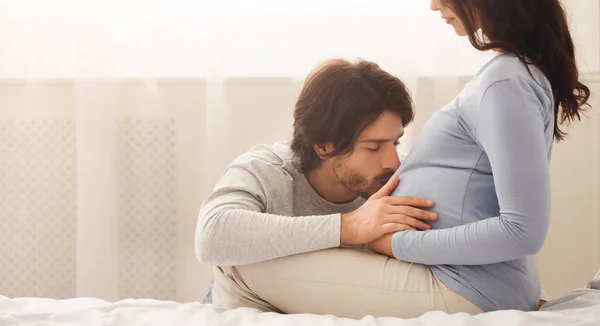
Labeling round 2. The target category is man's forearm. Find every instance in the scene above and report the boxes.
[195,209,341,266]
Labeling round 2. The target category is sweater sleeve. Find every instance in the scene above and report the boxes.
[391,77,551,265]
[195,166,341,267]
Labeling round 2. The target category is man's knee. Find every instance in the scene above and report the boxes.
[212,266,282,313]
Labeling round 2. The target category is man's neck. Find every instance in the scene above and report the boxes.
[304,165,358,204]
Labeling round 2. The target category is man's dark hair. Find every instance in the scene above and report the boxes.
[291,58,414,172]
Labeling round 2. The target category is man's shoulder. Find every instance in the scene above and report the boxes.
[228,141,299,182]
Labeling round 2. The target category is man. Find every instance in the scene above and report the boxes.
[195,58,548,318]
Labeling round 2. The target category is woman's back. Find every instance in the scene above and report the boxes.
[391,53,554,311]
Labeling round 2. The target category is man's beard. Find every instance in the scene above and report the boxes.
[333,160,395,199]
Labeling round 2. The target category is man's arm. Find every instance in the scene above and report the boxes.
[196,165,437,267]
[390,78,551,265]
[195,166,340,267]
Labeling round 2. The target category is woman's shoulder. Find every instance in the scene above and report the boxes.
[465,53,554,122]
[476,53,552,94]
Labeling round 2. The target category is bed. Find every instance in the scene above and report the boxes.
[2,271,599,326]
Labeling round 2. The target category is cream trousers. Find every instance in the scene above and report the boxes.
[212,247,483,319]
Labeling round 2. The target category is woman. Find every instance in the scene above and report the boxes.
[200,0,590,319]
[369,0,590,313]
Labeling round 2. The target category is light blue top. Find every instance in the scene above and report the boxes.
[391,53,554,312]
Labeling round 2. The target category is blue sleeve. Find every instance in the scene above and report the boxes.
[391,77,552,265]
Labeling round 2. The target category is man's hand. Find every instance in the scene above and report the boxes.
[340,174,437,245]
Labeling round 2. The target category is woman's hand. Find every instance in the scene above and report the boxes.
[367,233,398,257]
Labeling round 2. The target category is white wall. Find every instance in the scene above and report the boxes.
[539,77,600,296]
[564,0,600,74]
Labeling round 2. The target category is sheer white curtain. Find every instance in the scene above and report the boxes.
[0,0,598,303]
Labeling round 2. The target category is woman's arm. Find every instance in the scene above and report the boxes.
[390,77,552,265]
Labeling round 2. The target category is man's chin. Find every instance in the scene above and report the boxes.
[352,189,371,199]
[358,187,379,199]
[362,180,390,198]
[358,193,371,200]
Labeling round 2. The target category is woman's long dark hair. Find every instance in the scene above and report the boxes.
[444,0,590,141]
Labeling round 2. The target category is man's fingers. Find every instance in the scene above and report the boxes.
[385,196,434,208]
[382,212,431,230]
[370,174,399,200]
[396,215,431,230]
[387,205,438,221]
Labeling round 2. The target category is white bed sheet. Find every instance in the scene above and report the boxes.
[2,271,599,326]
[0,292,598,326]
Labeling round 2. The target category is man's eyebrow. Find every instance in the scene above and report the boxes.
[359,139,391,143]
[359,131,404,143]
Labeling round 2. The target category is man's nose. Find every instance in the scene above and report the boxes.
[383,148,401,171]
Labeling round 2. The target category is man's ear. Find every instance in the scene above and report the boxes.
[313,142,334,158]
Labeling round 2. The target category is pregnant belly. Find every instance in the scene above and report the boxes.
[392,167,467,230]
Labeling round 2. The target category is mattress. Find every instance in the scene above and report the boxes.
[1,271,599,326]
